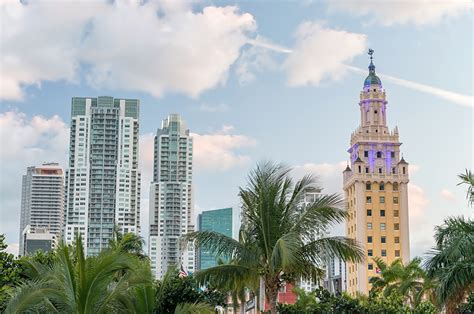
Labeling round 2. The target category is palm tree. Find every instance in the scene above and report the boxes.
[458,169,474,206]
[369,257,433,308]
[425,216,474,313]
[185,161,364,314]
[5,236,150,313]
[109,226,146,259]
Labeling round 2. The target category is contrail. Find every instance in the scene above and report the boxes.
[247,40,473,108]
[345,65,473,108]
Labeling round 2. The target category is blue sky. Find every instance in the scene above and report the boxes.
[0,0,472,257]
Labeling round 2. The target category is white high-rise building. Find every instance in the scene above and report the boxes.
[64,96,141,255]
[19,163,64,256]
[149,114,195,278]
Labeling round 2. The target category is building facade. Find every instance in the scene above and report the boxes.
[149,114,195,278]
[19,163,64,256]
[197,207,233,270]
[64,96,141,256]
[323,257,347,294]
[343,51,410,295]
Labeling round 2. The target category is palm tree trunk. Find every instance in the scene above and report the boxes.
[266,283,279,314]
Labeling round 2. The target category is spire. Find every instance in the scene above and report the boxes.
[364,48,382,87]
[368,48,375,73]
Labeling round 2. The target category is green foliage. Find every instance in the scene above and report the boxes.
[458,292,474,314]
[458,169,474,206]
[185,161,363,313]
[155,267,226,313]
[0,235,23,313]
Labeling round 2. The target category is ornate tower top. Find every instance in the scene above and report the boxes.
[364,49,382,88]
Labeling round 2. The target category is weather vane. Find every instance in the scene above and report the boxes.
[368,49,374,61]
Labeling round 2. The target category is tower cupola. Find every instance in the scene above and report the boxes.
[364,49,382,88]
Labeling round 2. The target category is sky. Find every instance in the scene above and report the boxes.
[0,0,472,258]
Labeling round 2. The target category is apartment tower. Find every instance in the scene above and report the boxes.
[64,96,141,256]
[19,163,64,256]
[149,114,195,278]
[343,50,410,295]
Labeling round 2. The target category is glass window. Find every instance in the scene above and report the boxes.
[381,250,387,257]
[381,236,386,243]
[393,182,399,191]
[380,210,385,217]
[395,237,400,244]
[391,152,395,158]
[368,249,373,256]
[394,223,400,230]
[368,236,373,243]
[367,209,372,216]
[364,151,369,157]
[380,196,385,203]
[393,197,399,204]
[379,168,383,174]
[367,223,372,230]
[395,250,400,257]
[394,210,399,217]
[380,223,386,230]
[366,196,372,203]
[366,182,371,190]
[380,182,385,191]
[376,152,382,158]
[392,167,396,174]
[368,263,373,270]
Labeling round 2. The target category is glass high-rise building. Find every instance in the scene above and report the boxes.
[148,114,194,278]
[19,163,64,256]
[197,207,233,270]
[64,96,141,256]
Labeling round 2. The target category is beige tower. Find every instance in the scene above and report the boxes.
[343,50,410,295]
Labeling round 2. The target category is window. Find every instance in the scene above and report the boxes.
[367,223,373,230]
[391,152,395,158]
[364,151,369,157]
[380,210,385,217]
[376,152,382,158]
[365,167,369,173]
[381,236,386,243]
[366,196,372,203]
[394,223,400,230]
[380,223,386,230]
[380,182,385,190]
[393,182,399,191]
[381,250,387,257]
[393,197,399,204]
[395,237,400,244]
[368,263,373,270]
[368,236,373,243]
[394,210,399,217]
[392,167,396,174]
[358,165,361,173]
[366,182,371,190]
[379,168,383,174]
[367,209,372,216]
[368,249,373,257]
[380,196,385,203]
[395,250,400,257]
[403,167,406,174]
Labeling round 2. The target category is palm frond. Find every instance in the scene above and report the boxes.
[302,236,364,265]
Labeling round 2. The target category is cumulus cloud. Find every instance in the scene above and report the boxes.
[327,0,472,26]
[283,22,367,86]
[0,111,69,248]
[292,162,347,193]
[440,189,456,202]
[191,126,257,171]
[1,1,256,100]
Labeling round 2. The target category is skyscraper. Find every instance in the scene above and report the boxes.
[19,163,64,256]
[149,114,194,278]
[343,50,410,295]
[64,96,141,256]
[197,207,233,270]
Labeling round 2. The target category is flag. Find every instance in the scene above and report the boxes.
[179,264,188,278]
[375,267,381,274]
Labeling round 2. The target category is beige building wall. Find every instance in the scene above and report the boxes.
[343,54,410,295]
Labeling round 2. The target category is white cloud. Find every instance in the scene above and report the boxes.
[440,189,456,201]
[0,111,69,248]
[292,161,347,194]
[1,1,256,100]
[327,0,472,26]
[191,126,257,171]
[283,22,367,86]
